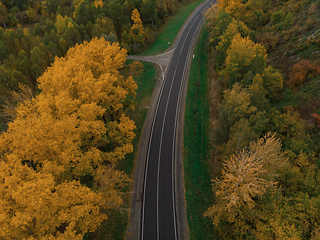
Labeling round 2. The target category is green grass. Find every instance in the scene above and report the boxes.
[89,61,158,240]
[118,61,158,175]
[143,0,205,55]
[183,27,218,239]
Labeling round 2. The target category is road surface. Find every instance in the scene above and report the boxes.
[141,1,215,239]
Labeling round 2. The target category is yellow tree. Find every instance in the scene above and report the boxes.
[131,9,145,44]
[218,0,245,19]
[214,18,250,72]
[0,160,107,240]
[38,37,137,117]
[215,83,258,146]
[94,0,103,8]
[1,38,137,180]
[205,133,287,238]
[220,83,257,127]
[0,38,136,238]
[216,18,250,53]
[222,34,267,87]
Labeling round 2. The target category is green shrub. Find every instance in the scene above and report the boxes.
[271,10,285,25]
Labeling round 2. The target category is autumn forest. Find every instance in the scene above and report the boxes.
[203,0,320,239]
[0,0,320,239]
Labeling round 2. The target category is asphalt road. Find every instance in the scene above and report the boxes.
[141,1,215,239]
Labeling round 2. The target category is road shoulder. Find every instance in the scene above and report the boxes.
[125,1,212,239]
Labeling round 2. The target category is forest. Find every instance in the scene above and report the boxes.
[0,0,184,131]
[0,0,184,239]
[203,0,320,239]
[1,0,320,239]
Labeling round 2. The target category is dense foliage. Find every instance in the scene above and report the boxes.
[205,0,320,239]
[0,38,137,239]
[0,0,186,131]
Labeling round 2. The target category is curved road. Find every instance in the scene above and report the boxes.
[141,1,215,239]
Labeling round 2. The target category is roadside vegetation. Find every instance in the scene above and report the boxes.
[0,38,138,240]
[0,0,204,132]
[0,31,158,240]
[183,27,217,239]
[0,0,205,239]
[201,0,320,239]
[143,0,205,55]
[88,60,158,240]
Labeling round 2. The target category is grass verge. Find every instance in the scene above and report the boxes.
[143,0,205,55]
[183,26,217,239]
[118,61,158,176]
[89,61,158,240]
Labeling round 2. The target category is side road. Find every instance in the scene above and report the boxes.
[128,49,174,83]
[125,0,213,239]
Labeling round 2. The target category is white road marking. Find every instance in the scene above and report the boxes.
[155,12,202,240]
[141,1,213,239]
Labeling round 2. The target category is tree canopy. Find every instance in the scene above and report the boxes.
[0,38,136,239]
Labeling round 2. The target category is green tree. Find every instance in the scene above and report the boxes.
[0,3,8,28]
[74,0,97,26]
[215,18,250,69]
[55,14,71,35]
[16,50,32,78]
[30,46,47,72]
[140,0,158,25]
[0,65,26,99]
[271,10,285,25]
[0,40,9,61]
[63,21,81,45]
[262,66,283,99]
[33,23,44,37]
[3,29,20,55]
[246,73,270,112]
[105,2,126,40]
[25,7,38,22]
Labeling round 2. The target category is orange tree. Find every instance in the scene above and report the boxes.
[0,38,137,239]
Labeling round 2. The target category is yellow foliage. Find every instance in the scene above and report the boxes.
[55,14,71,35]
[0,161,107,240]
[311,226,320,240]
[0,38,137,238]
[67,21,73,28]
[205,4,219,32]
[94,0,103,8]
[225,34,267,72]
[205,134,287,235]
[216,18,250,52]
[23,28,30,37]
[0,38,137,179]
[221,83,257,125]
[38,38,137,110]
[218,0,245,18]
[222,34,267,84]
[0,94,105,179]
[131,9,145,43]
